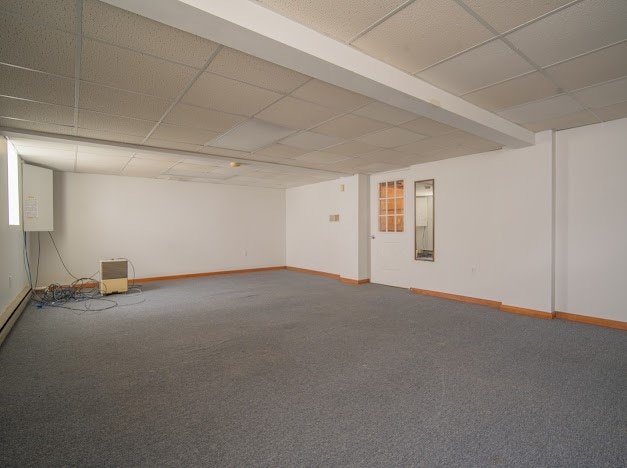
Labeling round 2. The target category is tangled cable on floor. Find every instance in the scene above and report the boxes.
[26,232,145,312]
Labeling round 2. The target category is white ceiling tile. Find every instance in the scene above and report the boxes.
[498,95,583,124]
[462,72,560,111]
[208,118,295,151]
[355,149,416,165]
[462,0,574,33]
[82,0,219,69]
[355,162,405,174]
[81,39,196,98]
[356,127,426,148]
[312,114,389,138]
[281,131,345,150]
[76,152,130,173]
[79,81,171,121]
[198,146,251,158]
[323,156,364,172]
[255,96,342,130]
[0,64,74,106]
[76,145,134,158]
[0,117,74,135]
[256,0,407,42]
[351,101,418,125]
[0,96,74,126]
[210,165,255,177]
[506,0,627,67]
[545,42,627,92]
[133,151,182,163]
[573,78,627,109]
[163,103,246,132]
[144,139,204,153]
[208,47,310,93]
[397,137,453,154]
[324,141,380,156]
[122,157,174,177]
[419,40,534,95]
[167,162,219,176]
[400,117,456,136]
[291,79,372,111]
[182,72,282,116]
[0,12,75,76]
[78,110,155,137]
[181,158,220,166]
[76,154,130,174]
[247,153,291,163]
[593,101,627,122]
[352,0,493,73]
[1,0,76,32]
[76,128,144,144]
[254,143,309,158]
[294,151,351,164]
[523,110,601,132]
[150,124,220,145]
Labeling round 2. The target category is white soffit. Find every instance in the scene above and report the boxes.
[100,0,535,149]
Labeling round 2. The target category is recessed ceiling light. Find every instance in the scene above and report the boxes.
[208,118,295,152]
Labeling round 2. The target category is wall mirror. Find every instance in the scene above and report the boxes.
[415,180,434,261]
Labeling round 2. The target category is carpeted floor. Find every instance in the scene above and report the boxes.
[1,270,625,467]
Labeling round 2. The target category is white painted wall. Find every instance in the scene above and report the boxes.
[34,172,286,285]
[374,132,555,312]
[286,179,341,275]
[0,137,29,316]
[286,174,370,280]
[555,118,627,322]
[339,174,370,281]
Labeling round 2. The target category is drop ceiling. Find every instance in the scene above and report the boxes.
[0,0,625,189]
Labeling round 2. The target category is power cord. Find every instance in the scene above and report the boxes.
[26,232,144,312]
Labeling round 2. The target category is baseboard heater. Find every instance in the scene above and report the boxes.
[100,259,128,295]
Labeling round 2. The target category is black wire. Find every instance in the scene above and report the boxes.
[34,231,40,289]
[23,231,33,288]
[47,231,80,280]
[27,233,143,312]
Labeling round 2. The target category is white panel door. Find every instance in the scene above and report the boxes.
[370,172,411,288]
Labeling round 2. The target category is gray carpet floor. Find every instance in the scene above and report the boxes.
[0,270,625,467]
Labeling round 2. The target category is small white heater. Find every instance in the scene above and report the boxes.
[100,259,128,295]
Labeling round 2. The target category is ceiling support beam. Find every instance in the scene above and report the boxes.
[0,127,347,178]
[102,0,535,148]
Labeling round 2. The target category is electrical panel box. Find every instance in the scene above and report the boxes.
[22,164,54,232]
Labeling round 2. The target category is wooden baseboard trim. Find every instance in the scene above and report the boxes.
[555,311,627,330]
[500,304,554,320]
[136,266,287,283]
[286,267,370,285]
[409,287,501,308]
[340,277,370,285]
[0,287,31,347]
[285,266,340,279]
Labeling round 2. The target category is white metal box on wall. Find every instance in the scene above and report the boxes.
[22,163,54,232]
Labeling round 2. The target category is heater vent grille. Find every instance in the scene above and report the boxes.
[100,259,128,295]
[101,260,128,280]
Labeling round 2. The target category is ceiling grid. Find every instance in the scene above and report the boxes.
[0,0,625,187]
